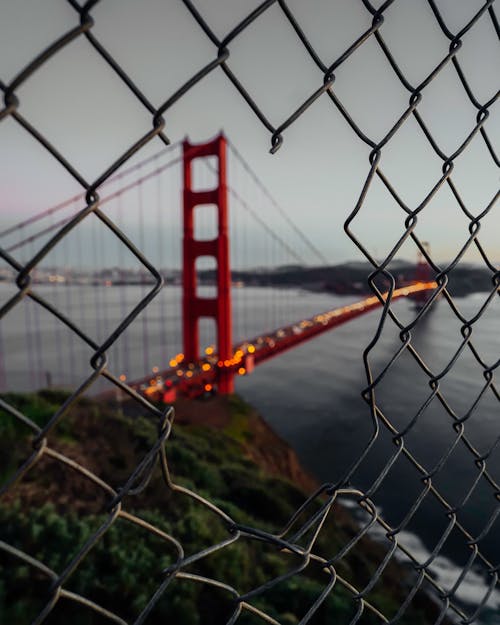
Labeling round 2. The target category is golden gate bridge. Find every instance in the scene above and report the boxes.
[0,133,435,400]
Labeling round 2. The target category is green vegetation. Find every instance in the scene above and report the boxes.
[222,394,255,444]
[1,392,439,624]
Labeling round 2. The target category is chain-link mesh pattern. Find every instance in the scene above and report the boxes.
[1,1,499,623]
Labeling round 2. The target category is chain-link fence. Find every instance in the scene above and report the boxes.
[1,1,499,623]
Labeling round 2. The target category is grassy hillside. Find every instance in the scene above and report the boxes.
[0,391,446,624]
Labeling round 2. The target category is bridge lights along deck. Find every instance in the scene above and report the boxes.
[131,281,437,401]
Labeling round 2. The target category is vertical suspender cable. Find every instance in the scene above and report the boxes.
[233,152,240,343]
[50,209,63,387]
[61,221,76,387]
[91,213,102,346]
[99,194,110,359]
[156,154,169,367]
[116,177,131,379]
[237,152,247,343]
[22,226,36,391]
[138,166,150,377]
[31,254,43,390]
[75,198,87,386]
[173,152,181,356]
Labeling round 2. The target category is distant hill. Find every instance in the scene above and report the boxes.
[201,261,496,297]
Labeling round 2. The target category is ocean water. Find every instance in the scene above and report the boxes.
[235,289,500,623]
[1,283,498,620]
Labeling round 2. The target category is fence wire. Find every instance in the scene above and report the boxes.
[0,1,499,624]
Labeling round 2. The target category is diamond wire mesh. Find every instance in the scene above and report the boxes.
[0,1,499,623]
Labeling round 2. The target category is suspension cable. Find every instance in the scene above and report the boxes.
[227,138,330,265]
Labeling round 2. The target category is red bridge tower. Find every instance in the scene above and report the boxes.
[182,134,233,394]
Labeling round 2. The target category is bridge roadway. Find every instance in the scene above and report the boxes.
[121,281,437,401]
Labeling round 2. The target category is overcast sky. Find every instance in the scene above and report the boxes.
[0,0,498,268]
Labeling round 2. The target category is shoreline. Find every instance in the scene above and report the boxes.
[172,393,464,624]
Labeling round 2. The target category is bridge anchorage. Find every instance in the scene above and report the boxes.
[126,134,436,403]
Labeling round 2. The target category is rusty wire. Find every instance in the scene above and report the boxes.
[0,0,499,623]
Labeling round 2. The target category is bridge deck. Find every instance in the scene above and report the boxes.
[121,281,436,401]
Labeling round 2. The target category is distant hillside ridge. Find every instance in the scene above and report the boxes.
[197,261,495,296]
